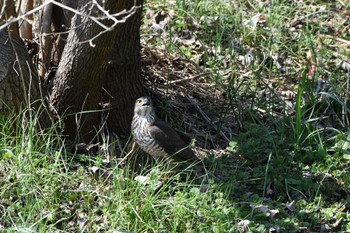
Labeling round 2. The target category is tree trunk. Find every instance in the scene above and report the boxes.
[51,0,78,65]
[0,30,41,114]
[0,0,20,39]
[49,0,143,143]
[19,0,33,40]
[38,0,54,78]
[103,0,144,138]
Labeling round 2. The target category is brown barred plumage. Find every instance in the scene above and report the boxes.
[131,96,205,175]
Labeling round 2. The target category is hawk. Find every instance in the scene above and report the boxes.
[131,96,205,176]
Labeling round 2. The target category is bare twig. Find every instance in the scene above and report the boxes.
[335,37,350,45]
[0,0,142,47]
[0,0,52,31]
[187,95,230,143]
[173,58,206,73]
[8,33,29,106]
[83,2,141,46]
[168,72,210,84]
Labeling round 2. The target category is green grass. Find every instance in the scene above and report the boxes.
[1,0,350,232]
[0,109,240,232]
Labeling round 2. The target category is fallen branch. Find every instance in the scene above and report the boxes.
[187,95,230,143]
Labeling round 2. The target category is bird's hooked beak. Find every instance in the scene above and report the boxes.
[141,98,152,107]
[142,100,152,116]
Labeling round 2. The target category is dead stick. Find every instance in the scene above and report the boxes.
[187,95,230,143]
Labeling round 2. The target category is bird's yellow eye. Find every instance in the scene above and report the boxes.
[137,99,142,104]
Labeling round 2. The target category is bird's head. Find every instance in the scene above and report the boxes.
[134,96,155,118]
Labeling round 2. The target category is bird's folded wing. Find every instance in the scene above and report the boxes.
[148,120,198,162]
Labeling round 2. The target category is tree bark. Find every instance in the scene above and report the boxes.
[49,0,143,143]
[19,0,33,40]
[0,0,20,39]
[39,0,54,78]
[51,0,78,65]
[103,0,144,137]
[0,30,41,114]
